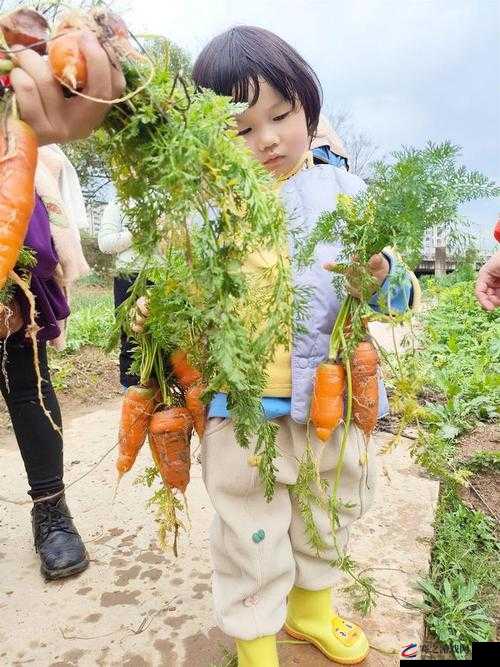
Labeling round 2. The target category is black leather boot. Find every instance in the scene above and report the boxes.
[31,493,89,580]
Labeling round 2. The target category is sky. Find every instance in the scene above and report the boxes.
[125,0,500,250]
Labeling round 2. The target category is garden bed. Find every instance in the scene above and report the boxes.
[0,277,121,437]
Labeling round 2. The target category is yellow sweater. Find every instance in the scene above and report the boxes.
[243,247,293,396]
[241,152,315,396]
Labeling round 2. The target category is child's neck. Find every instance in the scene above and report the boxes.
[276,150,313,184]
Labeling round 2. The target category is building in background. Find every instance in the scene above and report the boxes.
[422,225,448,260]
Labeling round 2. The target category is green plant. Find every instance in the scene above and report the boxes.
[386,277,500,659]
[47,354,76,391]
[416,493,498,659]
[417,576,493,659]
[65,291,115,352]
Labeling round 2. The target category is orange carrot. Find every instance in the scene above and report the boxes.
[169,350,201,388]
[185,382,206,438]
[0,8,49,55]
[0,119,38,290]
[351,340,379,438]
[148,407,193,493]
[48,22,87,90]
[116,385,157,476]
[47,9,139,91]
[310,360,346,442]
[169,350,206,437]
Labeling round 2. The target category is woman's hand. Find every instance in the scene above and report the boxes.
[10,31,125,145]
[475,250,500,311]
[0,300,23,338]
[323,253,390,299]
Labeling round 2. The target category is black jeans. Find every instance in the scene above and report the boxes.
[0,337,64,499]
[113,274,140,388]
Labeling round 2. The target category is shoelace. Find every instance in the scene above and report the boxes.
[34,504,78,542]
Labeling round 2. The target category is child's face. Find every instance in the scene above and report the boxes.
[235,79,310,178]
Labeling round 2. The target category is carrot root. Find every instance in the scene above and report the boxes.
[148,407,193,493]
[351,340,379,438]
[310,360,346,442]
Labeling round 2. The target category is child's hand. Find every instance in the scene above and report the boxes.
[10,31,125,145]
[323,253,390,299]
[130,296,149,334]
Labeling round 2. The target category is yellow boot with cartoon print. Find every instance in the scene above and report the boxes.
[284,586,369,664]
[236,634,279,666]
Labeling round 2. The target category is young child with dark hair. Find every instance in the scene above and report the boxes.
[188,26,418,666]
[13,23,418,665]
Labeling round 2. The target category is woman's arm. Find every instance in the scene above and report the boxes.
[11,32,125,145]
[98,200,133,255]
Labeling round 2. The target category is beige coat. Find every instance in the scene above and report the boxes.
[311,114,348,158]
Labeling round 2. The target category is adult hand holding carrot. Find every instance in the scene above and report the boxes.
[323,252,390,299]
[10,31,125,145]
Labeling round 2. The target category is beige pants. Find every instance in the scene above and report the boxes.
[201,416,377,640]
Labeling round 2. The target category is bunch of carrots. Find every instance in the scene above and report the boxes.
[310,296,380,444]
[116,350,206,495]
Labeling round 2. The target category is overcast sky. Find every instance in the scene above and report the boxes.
[126,0,500,250]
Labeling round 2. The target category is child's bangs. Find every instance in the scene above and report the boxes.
[231,70,299,112]
[193,26,322,136]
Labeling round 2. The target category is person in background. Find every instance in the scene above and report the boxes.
[98,198,141,389]
[0,145,90,580]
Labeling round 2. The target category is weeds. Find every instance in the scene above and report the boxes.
[417,490,498,658]
[65,289,115,353]
[386,277,499,659]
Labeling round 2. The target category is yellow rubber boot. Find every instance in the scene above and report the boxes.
[236,634,279,667]
[285,586,369,664]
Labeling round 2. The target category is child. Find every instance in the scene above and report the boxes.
[311,114,350,171]
[138,25,416,666]
[15,23,416,663]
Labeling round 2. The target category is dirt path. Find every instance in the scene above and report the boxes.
[0,324,439,666]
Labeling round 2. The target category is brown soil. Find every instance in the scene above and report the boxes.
[0,345,122,439]
[456,422,500,522]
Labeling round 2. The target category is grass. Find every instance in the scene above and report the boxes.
[394,274,500,659]
[64,284,115,353]
[417,488,498,659]
[48,276,117,390]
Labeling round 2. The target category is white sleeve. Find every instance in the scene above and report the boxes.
[55,146,90,231]
[46,145,90,281]
[98,200,133,255]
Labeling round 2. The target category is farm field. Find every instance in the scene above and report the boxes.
[1,274,498,664]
